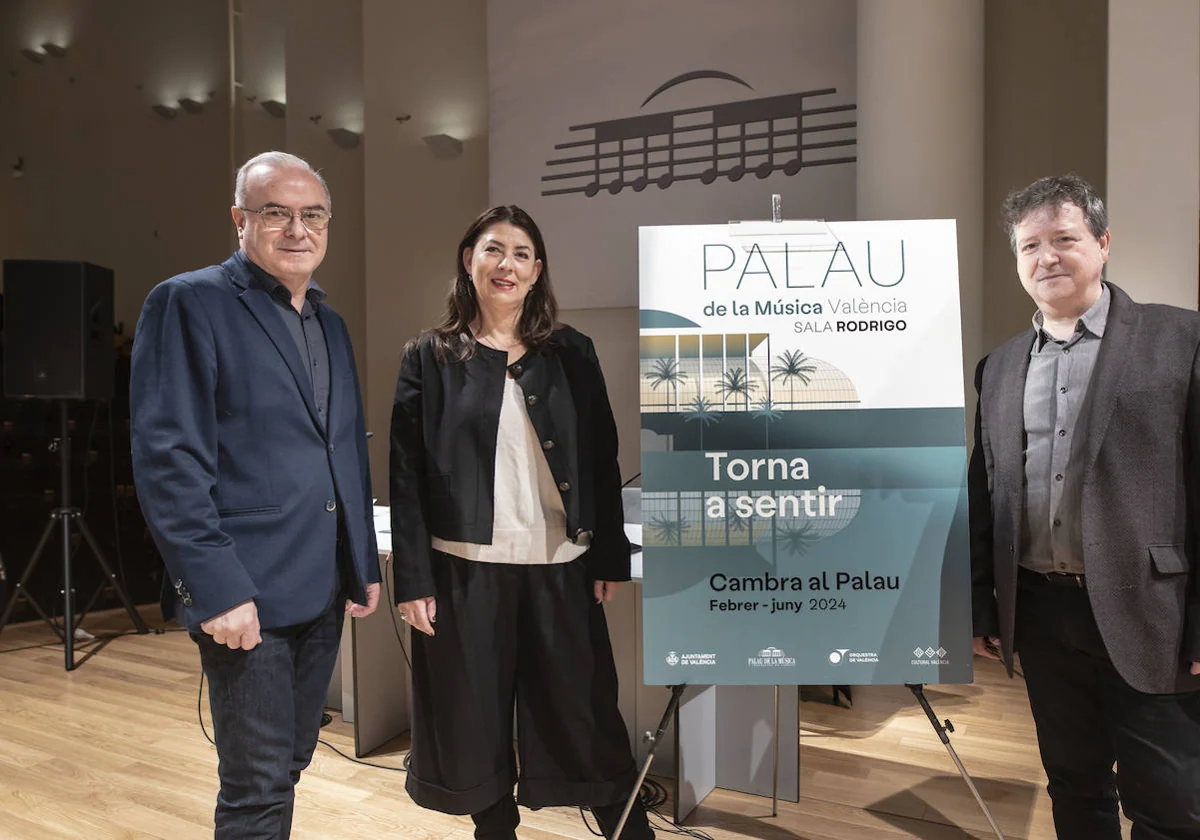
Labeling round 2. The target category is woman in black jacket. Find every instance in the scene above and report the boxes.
[390,205,653,840]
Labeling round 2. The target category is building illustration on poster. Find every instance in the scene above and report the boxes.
[639,220,974,686]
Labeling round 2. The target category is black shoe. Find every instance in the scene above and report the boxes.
[590,797,655,840]
[472,794,519,840]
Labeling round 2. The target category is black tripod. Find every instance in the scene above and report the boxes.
[0,400,149,670]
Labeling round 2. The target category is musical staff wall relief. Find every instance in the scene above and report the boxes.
[542,71,857,199]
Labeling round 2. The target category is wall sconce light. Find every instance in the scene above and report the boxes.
[178,97,205,115]
[41,43,67,58]
[422,133,463,159]
[20,48,44,64]
[327,127,361,150]
[152,104,179,120]
[260,99,286,119]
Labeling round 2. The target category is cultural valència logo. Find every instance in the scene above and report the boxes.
[911,645,949,666]
[749,646,796,667]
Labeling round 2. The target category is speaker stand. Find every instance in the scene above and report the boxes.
[0,400,149,669]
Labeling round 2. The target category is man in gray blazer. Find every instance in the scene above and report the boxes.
[970,174,1200,840]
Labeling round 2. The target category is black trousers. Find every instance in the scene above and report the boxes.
[405,552,645,825]
[1015,570,1200,840]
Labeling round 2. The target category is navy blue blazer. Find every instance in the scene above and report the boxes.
[130,252,380,632]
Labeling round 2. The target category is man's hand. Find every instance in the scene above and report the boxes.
[397,597,437,636]
[972,635,1002,661]
[346,582,381,619]
[201,600,261,650]
[1191,661,1199,676]
[594,580,622,603]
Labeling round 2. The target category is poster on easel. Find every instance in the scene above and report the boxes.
[639,219,974,686]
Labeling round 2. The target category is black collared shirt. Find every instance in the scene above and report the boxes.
[235,250,330,426]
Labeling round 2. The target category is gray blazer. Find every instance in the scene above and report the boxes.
[969,282,1200,694]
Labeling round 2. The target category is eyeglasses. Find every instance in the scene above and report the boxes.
[240,205,332,231]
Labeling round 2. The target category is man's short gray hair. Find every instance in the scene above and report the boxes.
[233,151,331,208]
[1001,173,1107,252]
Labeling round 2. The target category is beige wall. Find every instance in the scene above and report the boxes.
[0,0,231,333]
[236,2,287,183]
[283,0,367,374]
[1107,0,1200,310]
[857,0,984,419]
[7,0,1192,501]
[362,0,489,497]
[982,0,1108,353]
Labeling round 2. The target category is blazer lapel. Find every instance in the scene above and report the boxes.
[993,332,1034,496]
[316,307,343,434]
[1080,284,1138,477]
[223,255,324,432]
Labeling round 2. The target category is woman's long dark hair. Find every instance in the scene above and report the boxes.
[426,205,559,362]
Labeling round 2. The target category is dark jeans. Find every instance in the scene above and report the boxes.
[194,598,343,840]
[1016,572,1200,840]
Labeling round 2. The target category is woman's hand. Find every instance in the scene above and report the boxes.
[397,596,438,636]
[593,580,622,603]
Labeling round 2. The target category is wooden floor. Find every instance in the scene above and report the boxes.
[0,606,1121,839]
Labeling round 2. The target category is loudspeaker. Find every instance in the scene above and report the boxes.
[3,260,114,400]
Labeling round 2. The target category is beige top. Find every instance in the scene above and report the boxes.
[433,377,589,565]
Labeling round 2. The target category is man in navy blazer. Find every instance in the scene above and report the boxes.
[131,151,380,840]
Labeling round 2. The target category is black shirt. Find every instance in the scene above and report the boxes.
[235,250,330,427]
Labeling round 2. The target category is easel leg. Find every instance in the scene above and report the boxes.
[772,684,780,817]
[611,684,687,840]
[906,684,1006,840]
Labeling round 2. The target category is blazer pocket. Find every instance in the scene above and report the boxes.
[1148,544,1188,575]
[218,505,283,518]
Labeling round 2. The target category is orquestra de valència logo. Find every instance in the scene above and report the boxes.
[828,648,879,665]
[666,650,717,667]
[911,644,950,665]
[749,646,796,667]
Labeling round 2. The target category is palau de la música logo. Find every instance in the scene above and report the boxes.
[543,70,856,199]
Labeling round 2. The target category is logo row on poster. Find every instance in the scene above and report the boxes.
[662,644,952,669]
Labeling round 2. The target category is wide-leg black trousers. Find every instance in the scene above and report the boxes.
[405,551,640,816]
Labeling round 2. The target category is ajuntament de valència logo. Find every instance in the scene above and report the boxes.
[665,650,717,667]
[749,646,796,667]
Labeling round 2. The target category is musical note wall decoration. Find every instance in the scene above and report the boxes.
[542,75,856,199]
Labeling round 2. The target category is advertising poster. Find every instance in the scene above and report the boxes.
[639,220,974,685]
